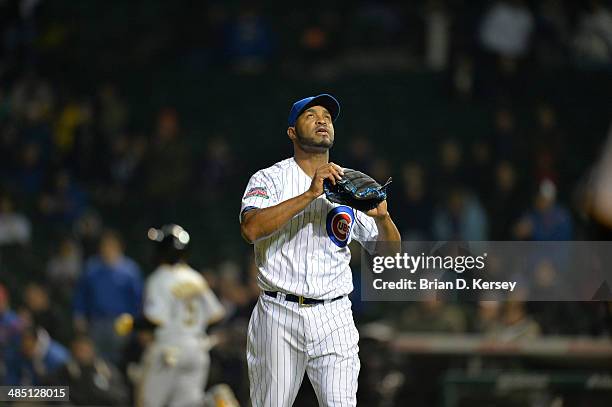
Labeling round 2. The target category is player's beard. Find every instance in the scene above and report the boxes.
[295,127,334,153]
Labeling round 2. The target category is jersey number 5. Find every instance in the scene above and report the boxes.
[183,298,197,326]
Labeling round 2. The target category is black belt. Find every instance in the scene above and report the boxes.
[264,291,343,306]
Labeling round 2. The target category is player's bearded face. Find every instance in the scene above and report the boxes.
[294,107,334,152]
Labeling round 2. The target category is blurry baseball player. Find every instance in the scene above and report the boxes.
[240,94,401,406]
[138,224,225,407]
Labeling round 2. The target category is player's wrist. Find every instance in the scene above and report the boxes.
[303,190,318,201]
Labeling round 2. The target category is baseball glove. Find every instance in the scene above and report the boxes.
[323,168,392,212]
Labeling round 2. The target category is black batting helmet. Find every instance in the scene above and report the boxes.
[147,224,191,264]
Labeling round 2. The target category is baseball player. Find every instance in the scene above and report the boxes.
[239,94,401,406]
[138,224,225,407]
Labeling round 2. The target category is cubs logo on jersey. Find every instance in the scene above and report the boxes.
[326,205,355,247]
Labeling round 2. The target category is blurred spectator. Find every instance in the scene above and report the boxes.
[104,133,147,205]
[51,335,129,406]
[514,179,573,240]
[0,0,41,71]
[395,299,467,333]
[18,92,53,155]
[112,134,146,185]
[340,2,412,74]
[296,9,339,75]
[528,301,596,336]
[480,0,534,59]
[433,187,488,241]
[477,0,534,97]
[572,0,612,65]
[73,230,142,364]
[10,73,54,123]
[343,135,375,173]
[13,141,45,194]
[0,0,20,63]
[424,0,451,71]
[301,24,329,58]
[0,120,18,178]
[395,162,433,240]
[529,258,565,299]
[0,284,25,383]
[72,210,104,259]
[54,98,93,160]
[526,260,592,335]
[474,300,503,333]
[216,260,252,321]
[466,140,494,201]
[225,6,275,74]
[533,0,570,67]
[433,139,466,200]
[5,326,69,385]
[46,236,83,289]
[486,161,524,240]
[484,301,541,341]
[491,107,525,161]
[144,108,191,204]
[370,157,393,186]
[0,86,9,120]
[97,83,129,139]
[39,170,88,226]
[531,103,564,185]
[351,2,404,49]
[0,193,31,246]
[22,282,68,345]
[452,54,475,99]
[61,99,102,184]
[199,136,236,202]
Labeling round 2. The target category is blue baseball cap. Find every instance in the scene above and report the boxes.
[287,94,340,127]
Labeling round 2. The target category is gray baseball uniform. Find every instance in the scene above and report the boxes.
[138,263,224,407]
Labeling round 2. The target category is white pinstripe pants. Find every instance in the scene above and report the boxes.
[247,294,360,407]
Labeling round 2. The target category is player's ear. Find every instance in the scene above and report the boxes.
[287,126,296,141]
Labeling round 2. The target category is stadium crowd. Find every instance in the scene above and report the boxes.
[1,0,611,405]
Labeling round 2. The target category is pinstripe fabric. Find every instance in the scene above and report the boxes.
[240,157,379,299]
[241,157,377,406]
[247,295,359,407]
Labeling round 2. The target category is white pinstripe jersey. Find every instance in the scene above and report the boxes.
[240,157,379,299]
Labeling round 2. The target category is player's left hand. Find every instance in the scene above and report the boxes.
[365,199,389,218]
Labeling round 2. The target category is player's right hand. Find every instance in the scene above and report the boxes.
[308,162,344,197]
